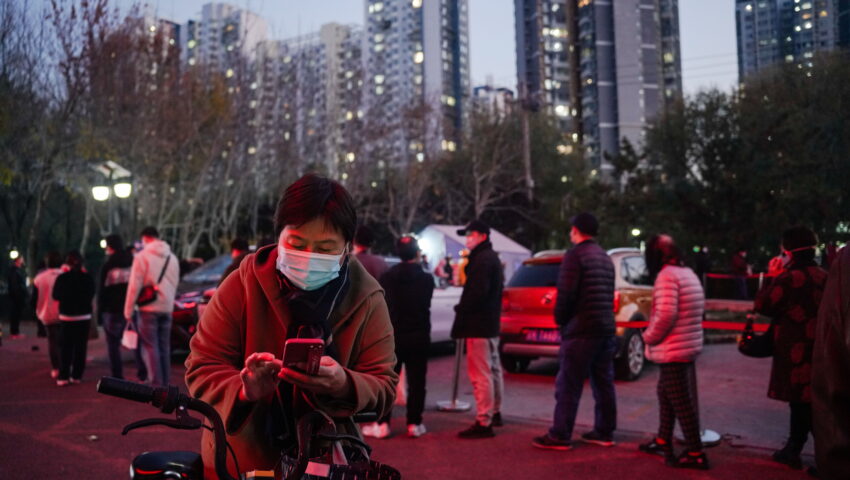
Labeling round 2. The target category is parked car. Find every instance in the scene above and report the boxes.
[499,248,653,380]
[171,254,232,352]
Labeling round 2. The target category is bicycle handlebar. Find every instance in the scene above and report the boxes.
[97,377,236,480]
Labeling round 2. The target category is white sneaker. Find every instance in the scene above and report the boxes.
[407,424,427,438]
[373,422,391,439]
[361,422,378,438]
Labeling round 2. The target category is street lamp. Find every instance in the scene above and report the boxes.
[113,182,132,198]
[631,228,641,237]
[92,186,110,201]
[9,249,19,260]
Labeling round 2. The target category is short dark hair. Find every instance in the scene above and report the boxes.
[396,235,419,261]
[571,212,599,236]
[105,234,124,252]
[44,251,62,269]
[645,234,683,282]
[230,237,249,252]
[140,226,159,238]
[273,174,357,243]
[782,226,818,263]
[65,250,84,270]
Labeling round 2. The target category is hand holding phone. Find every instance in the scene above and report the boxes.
[281,338,324,375]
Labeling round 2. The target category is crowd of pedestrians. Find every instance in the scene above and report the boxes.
[3,174,848,479]
[5,227,179,388]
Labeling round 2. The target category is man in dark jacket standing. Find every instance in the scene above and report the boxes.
[533,212,618,450]
[364,235,435,439]
[99,234,146,381]
[6,256,28,339]
[452,220,504,439]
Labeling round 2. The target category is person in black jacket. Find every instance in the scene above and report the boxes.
[452,219,505,439]
[52,251,96,386]
[363,235,435,439]
[218,237,250,287]
[99,234,146,381]
[6,256,28,339]
[533,212,618,451]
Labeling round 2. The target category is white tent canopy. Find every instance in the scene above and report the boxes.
[416,224,532,282]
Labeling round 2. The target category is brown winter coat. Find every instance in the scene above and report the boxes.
[754,260,827,403]
[185,245,398,479]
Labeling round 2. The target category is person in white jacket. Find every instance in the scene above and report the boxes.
[638,234,709,470]
[123,226,180,386]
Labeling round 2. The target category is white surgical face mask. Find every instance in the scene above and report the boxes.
[276,245,344,291]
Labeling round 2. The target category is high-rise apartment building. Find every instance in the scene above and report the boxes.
[255,24,365,177]
[736,0,845,81]
[182,3,268,71]
[515,0,682,174]
[364,0,470,164]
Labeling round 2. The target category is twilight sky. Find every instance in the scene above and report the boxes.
[126,0,740,95]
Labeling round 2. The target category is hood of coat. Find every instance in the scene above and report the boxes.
[142,239,173,259]
[241,244,384,331]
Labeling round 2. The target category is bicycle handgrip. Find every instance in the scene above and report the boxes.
[97,376,156,404]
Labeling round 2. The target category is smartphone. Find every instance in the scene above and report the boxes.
[282,338,324,375]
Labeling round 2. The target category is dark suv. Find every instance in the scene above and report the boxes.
[499,248,653,380]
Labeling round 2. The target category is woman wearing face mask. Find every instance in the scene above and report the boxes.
[754,226,827,472]
[185,174,398,479]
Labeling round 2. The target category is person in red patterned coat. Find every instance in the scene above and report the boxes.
[754,226,828,471]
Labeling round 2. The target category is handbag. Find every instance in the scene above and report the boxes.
[121,321,139,350]
[277,411,401,480]
[137,256,171,306]
[738,313,774,358]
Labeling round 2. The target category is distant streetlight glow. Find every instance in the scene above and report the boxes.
[631,228,641,237]
[100,239,107,249]
[113,183,132,198]
[9,249,20,260]
[92,186,110,201]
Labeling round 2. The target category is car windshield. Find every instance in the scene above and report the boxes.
[507,263,560,287]
[621,255,651,286]
[181,254,232,284]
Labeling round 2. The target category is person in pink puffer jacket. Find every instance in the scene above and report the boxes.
[638,234,709,470]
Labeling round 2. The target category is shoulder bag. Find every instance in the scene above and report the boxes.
[738,313,774,358]
[136,256,171,307]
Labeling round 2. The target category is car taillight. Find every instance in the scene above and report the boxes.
[613,291,621,313]
[502,292,510,312]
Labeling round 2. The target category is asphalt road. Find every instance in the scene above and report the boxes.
[0,319,816,480]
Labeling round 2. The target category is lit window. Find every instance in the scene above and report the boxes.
[374,74,385,84]
[284,132,290,140]
[804,21,812,29]
[283,56,292,63]
[795,25,802,31]
[346,152,356,162]
[226,69,234,78]
[341,172,349,180]
[248,146,257,155]
[555,105,569,117]
[544,79,552,90]
[371,181,378,188]
[375,85,384,95]
[745,4,753,11]
[414,51,424,63]
[188,39,197,49]
[150,25,156,32]
[446,96,456,106]
[374,44,385,52]
[374,33,385,43]
[188,58,196,66]
[374,2,384,12]
[663,52,674,63]
[414,75,423,84]
[412,0,423,7]
[357,110,364,118]
[416,152,425,162]
[250,82,258,89]
[346,111,354,120]
[785,54,794,62]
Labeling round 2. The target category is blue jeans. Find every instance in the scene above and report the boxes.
[549,335,618,440]
[102,312,147,381]
[137,312,173,386]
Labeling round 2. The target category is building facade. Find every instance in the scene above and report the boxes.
[515,0,682,175]
[364,0,471,164]
[736,0,844,81]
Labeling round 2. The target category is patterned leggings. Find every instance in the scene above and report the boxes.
[657,362,702,452]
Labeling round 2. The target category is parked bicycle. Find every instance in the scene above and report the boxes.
[96,376,401,480]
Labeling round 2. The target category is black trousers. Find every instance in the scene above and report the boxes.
[46,324,62,370]
[657,362,702,452]
[58,320,89,381]
[788,402,812,449]
[9,299,23,335]
[380,337,429,426]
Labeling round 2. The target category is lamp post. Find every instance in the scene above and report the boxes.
[92,161,133,235]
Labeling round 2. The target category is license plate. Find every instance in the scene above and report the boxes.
[523,328,560,343]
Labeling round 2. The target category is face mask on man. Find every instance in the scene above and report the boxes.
[276,245,345,291]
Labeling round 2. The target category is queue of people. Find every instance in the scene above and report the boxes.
[4,173,848,479]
